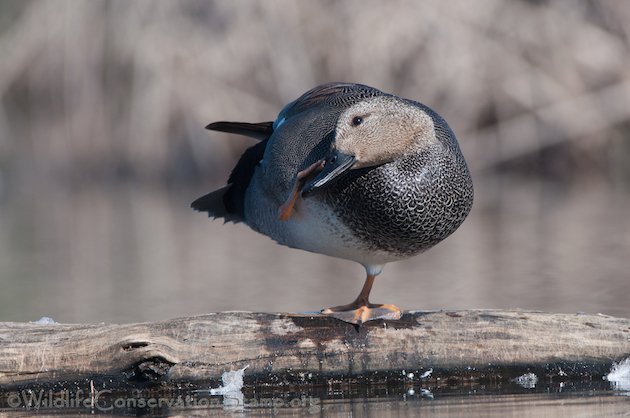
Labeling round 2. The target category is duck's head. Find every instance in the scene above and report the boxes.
[302,96,437,196]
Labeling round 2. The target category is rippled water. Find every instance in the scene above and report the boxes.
[1,380,628,416]
[0,175,629,323]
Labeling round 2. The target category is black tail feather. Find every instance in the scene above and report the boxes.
[194,121,272,223]
[191,186,242,223]
[206,121,273,140]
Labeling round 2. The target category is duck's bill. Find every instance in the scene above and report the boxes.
[301,151,356,197]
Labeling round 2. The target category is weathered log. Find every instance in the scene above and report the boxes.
[0,310,629,390]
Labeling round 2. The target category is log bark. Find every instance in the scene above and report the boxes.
[0,310,629,390]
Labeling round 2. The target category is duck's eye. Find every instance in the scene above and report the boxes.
[351,116,363,126]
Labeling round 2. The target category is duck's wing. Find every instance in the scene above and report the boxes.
[191,136,269,222]
[192,83,385,222]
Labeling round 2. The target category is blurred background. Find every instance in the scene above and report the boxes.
[0,0,629,323]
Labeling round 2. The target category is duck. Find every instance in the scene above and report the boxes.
[192,82,473,325]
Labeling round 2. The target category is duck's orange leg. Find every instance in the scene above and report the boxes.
[278,160,325,221]
[321,274,402,325]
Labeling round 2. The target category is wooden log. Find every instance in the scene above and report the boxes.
[0,310,629,390]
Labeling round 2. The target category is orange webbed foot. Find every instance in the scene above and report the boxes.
[278,160,325,221]
[321,303,402,325]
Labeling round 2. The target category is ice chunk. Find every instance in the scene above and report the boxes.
[420,388,434,399]
[605,358,630,392]
[209,365,249,395]
[197,365,250,411]
[513,372,538,388]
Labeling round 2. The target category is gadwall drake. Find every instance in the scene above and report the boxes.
[192,83,473,324]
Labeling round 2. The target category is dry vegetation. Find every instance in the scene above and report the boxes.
[1,0,629,187]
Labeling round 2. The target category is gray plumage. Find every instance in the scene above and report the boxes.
[192,83,473,313]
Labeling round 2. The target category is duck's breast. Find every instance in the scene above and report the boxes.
[325,146,473,257]
[245,176,401,266]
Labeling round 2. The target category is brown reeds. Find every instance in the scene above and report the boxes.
[0,0,629,186]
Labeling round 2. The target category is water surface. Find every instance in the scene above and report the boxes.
[1,379,628,416]
[0,176,628,323]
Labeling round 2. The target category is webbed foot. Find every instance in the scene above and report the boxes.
[278,160,325,221]
[321,303,402,325]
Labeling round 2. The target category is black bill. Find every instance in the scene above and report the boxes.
[301,150,356,197]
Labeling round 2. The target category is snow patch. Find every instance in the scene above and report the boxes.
[33,317,57,325]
